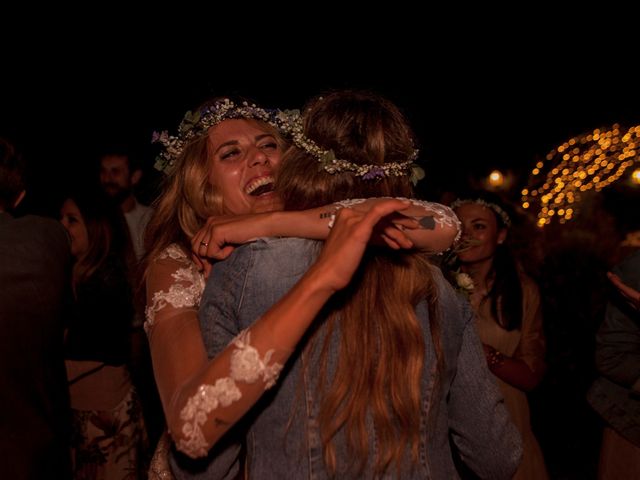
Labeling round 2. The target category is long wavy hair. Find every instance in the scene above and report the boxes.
[276,90,442,476]
[143,97,287,281]
[64,189,133,292]
[460,194,523,331]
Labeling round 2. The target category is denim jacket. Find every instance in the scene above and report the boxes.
[172,238,521,479]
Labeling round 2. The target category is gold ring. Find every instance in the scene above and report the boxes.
[200,241,208,247]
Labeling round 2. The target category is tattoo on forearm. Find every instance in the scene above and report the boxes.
[418,216,436,230]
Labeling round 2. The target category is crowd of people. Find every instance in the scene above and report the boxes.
[1,88,638,479]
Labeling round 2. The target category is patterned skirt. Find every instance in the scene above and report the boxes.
[71,387,149,480]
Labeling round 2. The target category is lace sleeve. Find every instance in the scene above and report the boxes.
[145,244,286,461]
[145,244,205,335]
[145,245,212,454]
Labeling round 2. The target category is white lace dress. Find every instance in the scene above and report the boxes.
[145,245,282,478]
[145,244,205,479]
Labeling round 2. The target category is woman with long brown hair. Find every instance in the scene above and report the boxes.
[142,96,460,478]
[61,188,148,479]
[171,91,522,479]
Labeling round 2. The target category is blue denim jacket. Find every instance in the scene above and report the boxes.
[172,238,521,479]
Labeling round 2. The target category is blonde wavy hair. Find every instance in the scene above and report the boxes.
[277,90,442,476]
[143,98,287,281]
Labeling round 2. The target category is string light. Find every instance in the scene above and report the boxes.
[488,169,504,188]
[522,124,640,226]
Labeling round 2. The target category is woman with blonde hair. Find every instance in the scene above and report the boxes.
[143,96,460,478]
[170,90,522,479]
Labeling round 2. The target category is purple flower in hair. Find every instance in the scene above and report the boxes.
[362,167,386,180]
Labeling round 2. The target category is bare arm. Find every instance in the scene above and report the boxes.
[484,278,546,391]
[191,198,460,263]
[483,344,545,392]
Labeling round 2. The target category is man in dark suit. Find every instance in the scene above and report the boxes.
[0,137,73,479]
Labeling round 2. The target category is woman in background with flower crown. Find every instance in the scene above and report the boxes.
[142,96,461,478]
[169,90,522,479]
[451,194,548,480]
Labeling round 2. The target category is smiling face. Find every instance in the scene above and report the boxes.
[207,119,283,215]
[454,202,507,266]
[99,155,136,201]
[60,198,89,258]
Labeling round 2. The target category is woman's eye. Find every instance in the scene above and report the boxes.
[259,142,278,151]
[221,148,241,160]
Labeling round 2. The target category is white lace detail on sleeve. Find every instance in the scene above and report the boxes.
[177,329,283,458]
[144,244,205,334]
[327,198,367,228]
[327,198,461,243]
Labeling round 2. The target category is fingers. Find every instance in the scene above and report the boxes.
[391,215,421,230]
[191,228,210,255]
[190,253,205,272]
[382,225,413,249]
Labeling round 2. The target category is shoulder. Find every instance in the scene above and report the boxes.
[152,243,190,264]
[4,214,70,256]
[215,237,320,274]
[12,214,67,237]
[519,271,540,298]
[205,238,320,303]
[127,201,154,221]
[149,244,202,284]
[427,263,474,326]
[615,250,640,281]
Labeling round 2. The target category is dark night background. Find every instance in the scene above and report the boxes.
[3,34,639,215]
[2,26,640,478]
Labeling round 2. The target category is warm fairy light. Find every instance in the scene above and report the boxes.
[523,124,640,226]
[632,168,640,185]
[488,170,504,187]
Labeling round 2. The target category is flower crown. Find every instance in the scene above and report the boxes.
[450,198,512,228]
[152,99,292,174]
[277,109,425,185]
[152,99,425,185]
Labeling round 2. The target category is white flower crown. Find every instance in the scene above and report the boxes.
[277,109,425,185]
[152,99,292,174]
[450,198,512,228]
[152,99,425,184]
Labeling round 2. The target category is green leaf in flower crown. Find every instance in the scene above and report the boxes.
[318,150,336,166]
[179,110,201,133]
[410,165,426,186]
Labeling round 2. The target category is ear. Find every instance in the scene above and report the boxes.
[130,169,142,186]
[497,228,507,245]
[13,190,26,208]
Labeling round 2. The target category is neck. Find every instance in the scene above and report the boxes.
[120,195,136,213]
